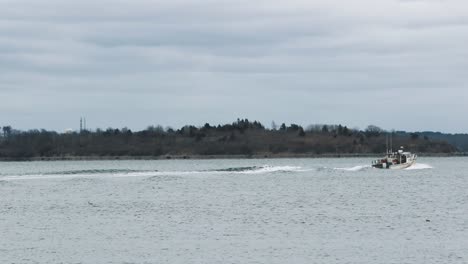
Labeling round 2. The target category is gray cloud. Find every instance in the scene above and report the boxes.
[1,0,468,132]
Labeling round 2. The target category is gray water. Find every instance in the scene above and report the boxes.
[1,158,467,264]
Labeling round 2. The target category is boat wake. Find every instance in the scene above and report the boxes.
[214,165,307,174]
[1,163,434,181]
[1,165,310,181]
[334,165,371,172]
[404,163,433,170]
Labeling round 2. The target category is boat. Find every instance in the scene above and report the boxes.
[371,147,417,169]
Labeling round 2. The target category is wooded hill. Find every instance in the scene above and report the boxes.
[0,120,458,160]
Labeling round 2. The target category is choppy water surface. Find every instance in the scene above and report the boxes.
[1,158,467,263]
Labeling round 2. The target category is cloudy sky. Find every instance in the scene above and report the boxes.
[1,0,467,132]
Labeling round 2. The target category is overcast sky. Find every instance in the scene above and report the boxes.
[1,0,467,133]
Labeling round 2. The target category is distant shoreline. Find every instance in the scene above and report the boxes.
[0,153,465,162]
[1,120,459,160]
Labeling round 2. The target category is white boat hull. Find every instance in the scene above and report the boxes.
[389,160,416,170]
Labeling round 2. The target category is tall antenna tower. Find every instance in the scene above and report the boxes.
[80,117,83,132]
[386,133,389,154]
[390,131,393,153]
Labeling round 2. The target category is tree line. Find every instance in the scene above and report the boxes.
[0,119,457,159]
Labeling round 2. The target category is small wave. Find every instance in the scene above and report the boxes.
[209,165,306,174]
[67,177,102,183]
[334,165,371,172]
[1,170,161,181]
[0,180,11,185]
[405,163,433,170]
[213,166,259,172]
[47,169,154,175]
[237,165,305,174]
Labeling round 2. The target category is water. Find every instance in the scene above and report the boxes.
[1,157,467,263]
